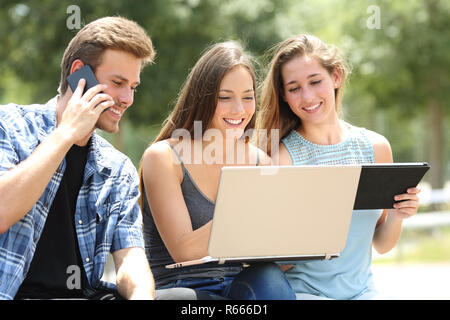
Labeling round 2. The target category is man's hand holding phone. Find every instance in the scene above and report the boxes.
[0,68,114,229]
[59,66,114,144]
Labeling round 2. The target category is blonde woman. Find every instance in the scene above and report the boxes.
[256,34,420,300]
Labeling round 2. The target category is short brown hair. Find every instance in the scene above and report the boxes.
[59,16,155,94]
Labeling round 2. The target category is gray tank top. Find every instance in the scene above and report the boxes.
[142,142,243,287]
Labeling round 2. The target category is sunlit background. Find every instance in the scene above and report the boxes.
[1,0,449,299]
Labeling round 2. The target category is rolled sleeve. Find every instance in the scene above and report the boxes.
[0,122,18,174]
[110,162,145,252]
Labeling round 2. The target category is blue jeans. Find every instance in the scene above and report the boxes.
[160,262,295,300]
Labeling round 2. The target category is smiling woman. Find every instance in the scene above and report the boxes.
[209,65,255,139]
[255,34,422,300]
[137,41,295,300]
[280,55,342,143]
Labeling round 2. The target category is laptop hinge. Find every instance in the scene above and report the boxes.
[324,254,332,260]
[218,258,226,264]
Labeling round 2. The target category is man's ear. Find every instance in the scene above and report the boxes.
[70,59,85,75]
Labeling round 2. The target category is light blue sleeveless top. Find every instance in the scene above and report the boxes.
[281,123,382,300]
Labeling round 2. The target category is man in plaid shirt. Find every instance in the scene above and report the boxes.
[0,16,197,300]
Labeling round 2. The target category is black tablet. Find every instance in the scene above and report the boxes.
[353,162,430,210]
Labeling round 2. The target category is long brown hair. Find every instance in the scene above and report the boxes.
[138,40,257,208]
[255,34,351,155]
[154,41,257,142]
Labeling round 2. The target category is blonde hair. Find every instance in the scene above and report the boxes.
[255,34,351,155]
[59,16,155,94]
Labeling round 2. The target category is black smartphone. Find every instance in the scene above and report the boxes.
[66,64,99,94]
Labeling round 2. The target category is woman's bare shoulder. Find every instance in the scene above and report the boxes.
[364,129,393,163]
[141,139,181,179]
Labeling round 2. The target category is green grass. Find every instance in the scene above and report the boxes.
[373,226,450,264]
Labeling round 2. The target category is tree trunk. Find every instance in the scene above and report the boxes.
[427,98,444,189]
[424,0,446,190]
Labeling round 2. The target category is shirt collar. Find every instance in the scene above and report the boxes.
[87,134,113,177]
[37,95,59,141]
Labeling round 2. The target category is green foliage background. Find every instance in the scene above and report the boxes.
[0,0,448,187]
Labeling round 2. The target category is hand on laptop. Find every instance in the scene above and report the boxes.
[280,265,294,272]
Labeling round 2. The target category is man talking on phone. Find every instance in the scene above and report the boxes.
[0,16,198,300]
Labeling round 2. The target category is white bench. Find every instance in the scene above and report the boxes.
[403,211,450,230]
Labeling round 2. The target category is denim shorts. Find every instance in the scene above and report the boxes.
[159,276,233,300]
[158,263,296,300]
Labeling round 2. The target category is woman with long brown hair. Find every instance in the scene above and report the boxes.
[139,41,294,299]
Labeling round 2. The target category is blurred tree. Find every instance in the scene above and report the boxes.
[0,0,288,157]
[0,0,448,185]
[339,0,450,188]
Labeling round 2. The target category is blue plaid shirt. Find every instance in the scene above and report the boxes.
[0,96,144,300]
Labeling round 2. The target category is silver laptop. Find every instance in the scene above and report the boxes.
[166,165,361,269]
